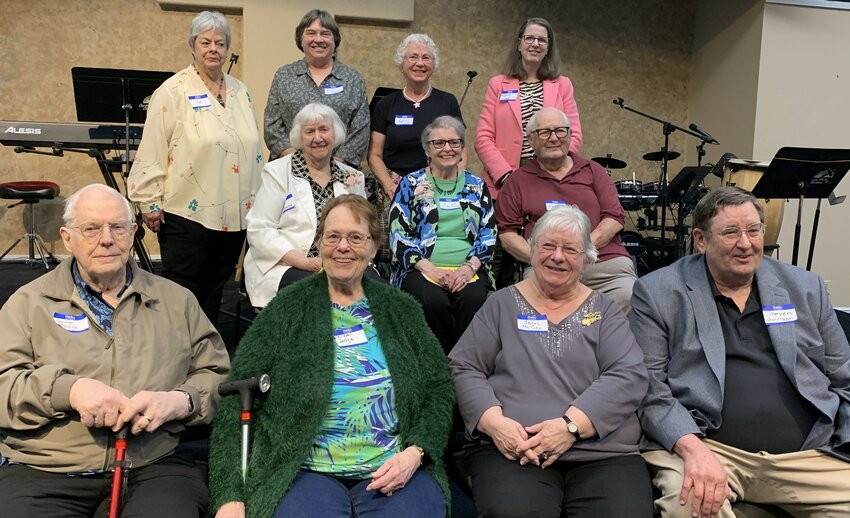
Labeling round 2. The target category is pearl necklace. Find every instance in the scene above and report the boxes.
[402,85,432,109]
[193,64,225,106]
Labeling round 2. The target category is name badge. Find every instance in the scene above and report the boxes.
[545,200,566,211]
[439,197,461,210]
[334,325,368,347]
[517,315,548,333]
[53,312,89,333]
[499,89,518,102]
[762,304,798,326]
[281,193,296,215]
[323,84,344,96]
[394,115,414,126]
[188,94,212,110]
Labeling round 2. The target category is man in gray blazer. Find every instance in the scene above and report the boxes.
[630,186,850,518]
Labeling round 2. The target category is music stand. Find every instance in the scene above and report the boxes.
[752,147,850,268]
[666,166,711,260]
[71,67,172,273]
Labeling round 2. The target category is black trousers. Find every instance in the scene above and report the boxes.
[0,452,208,518]
[401,270,490,354]
[157,213,245,324]
[465,444,653,518]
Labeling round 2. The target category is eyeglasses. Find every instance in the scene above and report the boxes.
[709,223,765,244]
[537,242,584,257]
[69,222,133,240]
[521,35,549,46]
[427,139,463,150]
[530,127,570,140]
[405,54,433,64]
[321,232,371,247]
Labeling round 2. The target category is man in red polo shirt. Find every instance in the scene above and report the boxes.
[495,107,636,313]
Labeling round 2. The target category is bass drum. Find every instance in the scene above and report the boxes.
[619,231,644,257]
[722,160,784,254]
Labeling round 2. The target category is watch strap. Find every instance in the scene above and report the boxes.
[562,415,581,440]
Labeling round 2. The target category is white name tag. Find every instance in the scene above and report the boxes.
[324,84,344,95]
[499,89,518,102]
[439,197,461,210]
[545,200,566,211]
[281,193,295,215]
[53,312,89,333]
[762,304,798,326]
[394,115,414,126]
[334,325,368,347]
[188,94,212,109]
[517,315,548,333]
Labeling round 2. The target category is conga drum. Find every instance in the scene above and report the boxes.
[722,159,785,255]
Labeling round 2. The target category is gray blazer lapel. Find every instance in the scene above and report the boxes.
[685,258,726,391]
[758,266,799,382]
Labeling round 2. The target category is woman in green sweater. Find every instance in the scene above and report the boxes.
[209,195,454,518]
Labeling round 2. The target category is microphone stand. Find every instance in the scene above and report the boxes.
[459,71,477,109]
[613,98,709,265]
[227,54,239,74]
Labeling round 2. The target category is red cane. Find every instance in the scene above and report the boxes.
[108,426,129,518]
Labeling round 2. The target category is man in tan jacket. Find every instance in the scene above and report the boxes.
[0,184,230,517]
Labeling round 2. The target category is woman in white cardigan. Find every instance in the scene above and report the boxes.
[244,103,368,307]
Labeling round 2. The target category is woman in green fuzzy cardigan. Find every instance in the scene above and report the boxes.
[209,194,455,518]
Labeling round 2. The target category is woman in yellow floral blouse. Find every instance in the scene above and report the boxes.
[129,10,263,322]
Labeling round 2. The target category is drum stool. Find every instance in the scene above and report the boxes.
[0,181,60,269]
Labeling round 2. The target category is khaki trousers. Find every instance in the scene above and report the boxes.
[643,439,850,518]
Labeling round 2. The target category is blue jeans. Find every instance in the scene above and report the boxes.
[273,469,445,518]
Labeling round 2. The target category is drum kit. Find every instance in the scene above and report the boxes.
[593,149,713,274]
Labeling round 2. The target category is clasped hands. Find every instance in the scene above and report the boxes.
[69,378,190,435]
[419,260,474,293]
[482,409,575,469]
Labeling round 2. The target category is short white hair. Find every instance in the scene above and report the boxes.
[528,205,597,264]
[527,107,571,133]
[289,103,347,149]
[63,184,133,226]
[189,10,231,50]
[394,33,440,68]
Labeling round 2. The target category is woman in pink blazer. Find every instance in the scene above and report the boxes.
[474,17,582,200]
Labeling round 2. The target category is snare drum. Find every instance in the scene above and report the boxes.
[722,159,785,251]
[616,180,643,211]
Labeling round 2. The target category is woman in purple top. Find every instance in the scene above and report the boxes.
[449,205,652,517]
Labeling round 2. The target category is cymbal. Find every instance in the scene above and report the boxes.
[591,156,627,169]
[643,150,680,162]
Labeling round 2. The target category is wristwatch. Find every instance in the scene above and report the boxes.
[562,416,581,440]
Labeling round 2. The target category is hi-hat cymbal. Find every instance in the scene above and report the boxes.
[591,156,627,169]
[643,150,681,162]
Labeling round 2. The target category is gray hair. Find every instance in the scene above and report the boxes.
[528,205,598,264]
[188,11,231,50]
[289,103,347,149]
[527,107,571,133]
[420,115,466,151]
[693,186,765,233]
[295,9,341,52]
[394,33,440,68]
[63,184,133,226]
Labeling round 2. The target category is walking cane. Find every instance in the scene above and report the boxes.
[108,426,129,518]
[218,374,271,480]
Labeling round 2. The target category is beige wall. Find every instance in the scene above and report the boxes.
[756,3,850,304]
[1,0,698,256]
